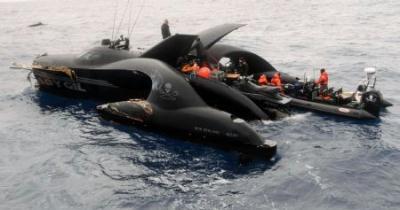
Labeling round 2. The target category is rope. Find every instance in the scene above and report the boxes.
[127,0,135,36]
[115,0,131,38]
[111,0,119,40]
[128,0,145,39]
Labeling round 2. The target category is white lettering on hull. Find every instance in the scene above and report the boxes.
[36,77,87,92]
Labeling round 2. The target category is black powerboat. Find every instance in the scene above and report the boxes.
[28,24,279,159]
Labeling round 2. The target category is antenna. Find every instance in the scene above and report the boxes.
[111,0,119,41]
[313,68,316,81]
[115,0,131,37]
[127,0,134,36]
[128,0,145,40]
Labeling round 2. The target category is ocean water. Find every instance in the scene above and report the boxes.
[1,0,400,209]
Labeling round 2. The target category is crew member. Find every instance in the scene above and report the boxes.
[114,35,124,47]
[181,60,199,73]
[161,19,171,39]
[238,57,249,76]
[112,35,130,50]
[270,72,282,91]
[258,74,268,86]
[121,37,130,50]
[315,68,329,94]
[196,61,211,79]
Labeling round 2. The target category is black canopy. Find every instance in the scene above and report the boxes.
[141,24,245,66]
[207,44,277,74]
[197,23,245,49]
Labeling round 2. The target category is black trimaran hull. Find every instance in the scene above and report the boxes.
[31,24,279,159]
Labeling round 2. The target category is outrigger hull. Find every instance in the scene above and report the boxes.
[96,100,277,159]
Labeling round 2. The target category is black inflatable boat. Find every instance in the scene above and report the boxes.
[281,67,392,119]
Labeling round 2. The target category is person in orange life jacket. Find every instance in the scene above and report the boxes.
[196,61,211,79]
[270,72,283,91]
[315,68,329,94]
[181,59,199,73]
[258,74,268,85]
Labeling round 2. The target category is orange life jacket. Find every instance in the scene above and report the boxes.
[181,63,199,73]
[317,72,329,86]
[270,73,282,90]
[258,74,268,85]
[322,95,332,100]
[197,66,211,79]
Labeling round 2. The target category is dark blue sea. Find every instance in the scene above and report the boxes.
[1,0,399,209]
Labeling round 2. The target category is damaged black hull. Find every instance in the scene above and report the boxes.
[97,100,277,159]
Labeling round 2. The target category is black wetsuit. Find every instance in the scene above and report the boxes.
[161,23,171,39]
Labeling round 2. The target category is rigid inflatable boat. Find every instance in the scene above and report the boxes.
[280,67,391,119]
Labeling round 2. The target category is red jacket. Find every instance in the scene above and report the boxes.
[258,74,268,85]
[181,63,199,73]
[197,66,211,79]
[317,72,329,86]
[270,73,282,90]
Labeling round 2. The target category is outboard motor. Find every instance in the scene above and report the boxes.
[359,67,382,117]
[364,67,377,91]
[361,90,382,117]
